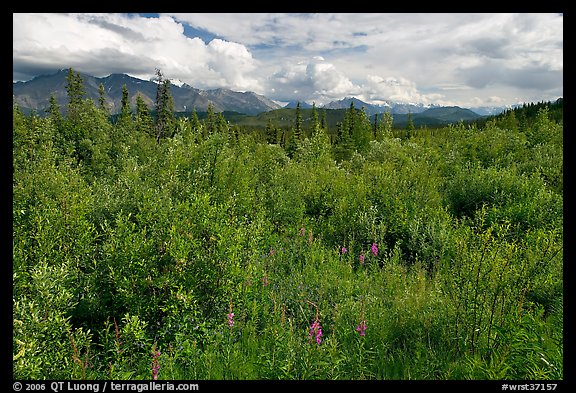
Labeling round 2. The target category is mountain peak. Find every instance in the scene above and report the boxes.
[13,70,281,116]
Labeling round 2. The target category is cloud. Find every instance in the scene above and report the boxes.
[266,58,361,104]
[361,75,442,105]
[13,13,563,108]
[13,13,262,92]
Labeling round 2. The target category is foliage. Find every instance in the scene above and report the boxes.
[13,71,562,380]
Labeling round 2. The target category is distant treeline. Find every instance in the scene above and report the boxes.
[476,98,563,129]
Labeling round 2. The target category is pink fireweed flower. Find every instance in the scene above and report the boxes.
[227,312,235,328]
[356,320,367,336]
[151,346,161,380]
[309,319,323,345]
[341,246,347,254]
[371,243,378,257]
[359,253,365,264]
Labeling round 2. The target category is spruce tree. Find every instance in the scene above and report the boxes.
[154,69,175,142]
[406,111,415,137]
[98,83,108,114]
[120,84,131,121]
[135,94,154,137]
[189,109,202,141]
[320,109,328,134]
[216,112,229,136]
[265,118,277,144]
[205,103,216,137]
[309,103,331,161]
[294,101,303,142]
[65,68,86,121]
[47,94,63,127]
[310,102,319,138]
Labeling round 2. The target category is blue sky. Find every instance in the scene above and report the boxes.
[13,13,563,108]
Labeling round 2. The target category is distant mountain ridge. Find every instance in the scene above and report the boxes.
[318,96,436,116]
[287,96,511,118]
[13,70,510,121]
[12,69,282,116]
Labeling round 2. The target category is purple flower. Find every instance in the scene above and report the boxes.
[227,312,235,328]
[309,319,323,345]
[356,320,367,336]
[359,253,365,264]
[341,246,347,254]
[151,347,161,380]
[371,243,378,257]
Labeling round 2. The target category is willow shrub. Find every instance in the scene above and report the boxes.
[13,102,562,379]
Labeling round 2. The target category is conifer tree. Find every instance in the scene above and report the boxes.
[310,102,319,138]
[294,101,303,142]
[135,94,154,137]
[120,84,131,121]
[216,112,229,136]
[320,109,328,135]
[47,94,63,127]
[352,106,372,150]
[265,118,277,144]
[65,68,86,121]
[285,101,304,157]
[189,108,202,141]
[406,111,415,137]
[309,103,331,161]
[334,120,353,161]
[45,94,69,156]
[154,68,175,142]
[205,103,217,138]
[345,100,356,138]
[498,109,519,132]
[98,83,108,114]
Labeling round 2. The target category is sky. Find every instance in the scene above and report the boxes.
[13,13,563,108]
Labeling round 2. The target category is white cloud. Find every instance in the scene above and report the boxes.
[13,13,262,93]
[360,75,443,105]
[13,13,563,108]
[266,57,361,105]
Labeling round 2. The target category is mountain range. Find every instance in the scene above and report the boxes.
[12,69,282,116]
[12,70,506,123]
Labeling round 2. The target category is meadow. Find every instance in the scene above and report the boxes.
[12,87,563,380]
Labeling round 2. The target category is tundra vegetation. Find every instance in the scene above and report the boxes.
[13,69,563,380]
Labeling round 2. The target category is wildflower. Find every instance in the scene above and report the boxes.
[341,246,347,254]
[307,300,322,345]
[359,253,365,264]
[371,243,378,257]
[356,320,367,336]
[262,275,269,286]
[227,300,235,329]
[309,319,323,345]
[151,344,161,380]
[299,227,306,236]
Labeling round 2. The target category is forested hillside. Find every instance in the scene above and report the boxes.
[13,69,563,381]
